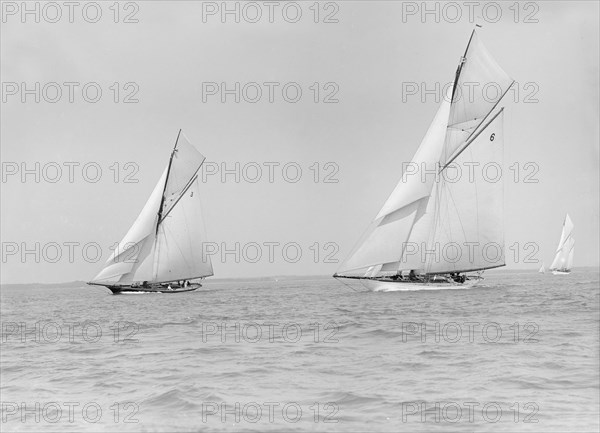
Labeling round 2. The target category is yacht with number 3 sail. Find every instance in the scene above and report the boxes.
[88,130,213,294]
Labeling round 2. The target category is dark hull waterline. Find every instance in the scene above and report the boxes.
[89,283,202,295]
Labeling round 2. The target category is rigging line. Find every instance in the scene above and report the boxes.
[446,144,481,254]
[426,178,443,274]
[195,177,211,264]
[442,170,467,255]
[158,172,201,225]
[162,222,187,269]
[157,217,197,277]
[335,216,381,274]
[334,277,367,293]
[424,184,437,274]
[167,183,193,268]
[447,79,514,163]
[397,198,425,270]
[427,263,504,275]
[440,106,506,173]
[439,177,462,270]
[158,150,206,225]
[463,80,515,143]
[447,122,478,131]
[556,233,572,253]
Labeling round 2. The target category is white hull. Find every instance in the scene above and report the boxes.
[336,276,482,292]
[552,270,571,275]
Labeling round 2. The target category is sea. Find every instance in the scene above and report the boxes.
[1,268,598,432]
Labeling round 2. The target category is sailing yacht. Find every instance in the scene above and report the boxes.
[88,130,213,294]
[538,263,546,273]
[334,29,514,291]
[550,214,574,275]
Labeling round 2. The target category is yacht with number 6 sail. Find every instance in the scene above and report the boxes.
[334,28,515,291]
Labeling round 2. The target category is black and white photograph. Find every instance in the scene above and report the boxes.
[1,1,599,431]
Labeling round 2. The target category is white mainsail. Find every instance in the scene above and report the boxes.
[539,263,546,273]
[550,214,574,272]
[336,29,512,278]
[91,131,213,286]
[425,110,505,274]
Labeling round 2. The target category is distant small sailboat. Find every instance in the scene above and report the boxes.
[550,214,574,275]
[334,28,515,291]
[88,130,213,294]
[538,263,546,273]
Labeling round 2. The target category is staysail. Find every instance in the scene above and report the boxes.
[336,29,512,278]
[550,214,574,272]
[91,131,213,285]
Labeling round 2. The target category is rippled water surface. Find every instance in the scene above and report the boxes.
[1,268,599,432]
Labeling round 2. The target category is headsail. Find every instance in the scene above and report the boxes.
[336,96,451,276]
[90,168,168,283]
[91,131,213,285]
[550,214,574,272]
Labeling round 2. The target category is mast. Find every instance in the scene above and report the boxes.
[156,129,181,234]
[450,27,477,104]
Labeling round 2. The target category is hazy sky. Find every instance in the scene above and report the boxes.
[1,1,598,283]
